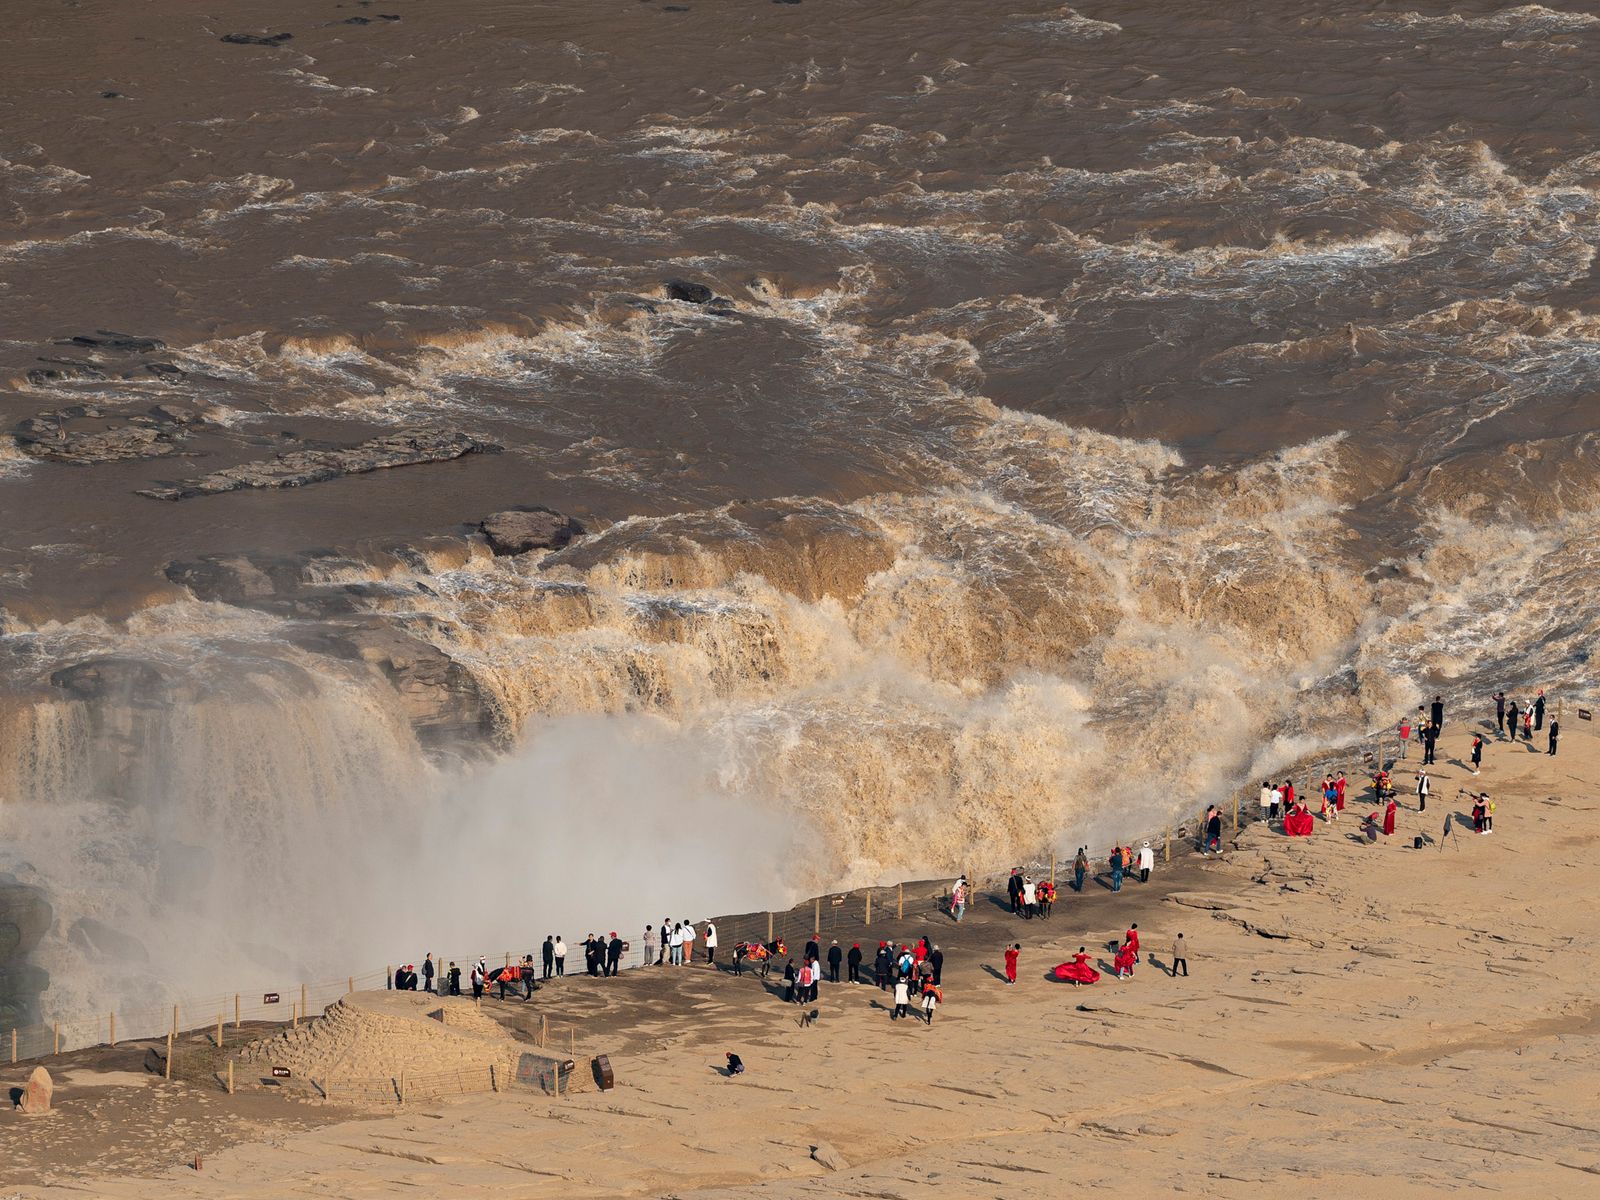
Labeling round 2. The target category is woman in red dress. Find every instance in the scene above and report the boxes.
[1113,943,1136,979]
[1382,798,1397,836]
[1055,948,1100,986]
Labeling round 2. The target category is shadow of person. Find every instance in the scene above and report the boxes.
[980,964,1008,982]
[1148,955,1167,975]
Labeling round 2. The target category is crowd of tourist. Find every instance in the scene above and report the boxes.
[385,689,1537,1034]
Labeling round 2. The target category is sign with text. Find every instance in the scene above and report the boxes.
[263,992,280,1004]
[271,1067,291,1078]
[1579,708,1592,721]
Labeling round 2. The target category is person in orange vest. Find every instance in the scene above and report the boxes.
[496,960,521,1001]
[920,982,943,1024]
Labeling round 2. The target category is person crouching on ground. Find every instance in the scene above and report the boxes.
[921,982,941,1024]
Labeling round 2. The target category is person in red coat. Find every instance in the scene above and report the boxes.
[1113,943,1136,979]
[1003,943,1019,985]
[1335,772,1347,810]
[1124,924,1140,963]
[1382,798,1397,836]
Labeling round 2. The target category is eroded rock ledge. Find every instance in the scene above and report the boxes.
[136,428,501,500]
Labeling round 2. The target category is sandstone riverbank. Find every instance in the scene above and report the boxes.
[5,718,1599,1196]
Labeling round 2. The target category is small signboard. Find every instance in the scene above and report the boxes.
[1579,708,1592,721]
[263,992,280,1004]
[830,896,845,907]
[271,1067,291,1078]
[1361,751,1374,762]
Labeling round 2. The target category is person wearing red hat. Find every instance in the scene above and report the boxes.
[847,942,863,983]
[605,933,623,977]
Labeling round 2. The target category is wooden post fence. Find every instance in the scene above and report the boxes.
[539,1014,548,1047]
[216,1013,223,1048]
[10,1027,15,1064]
[1164,829,1171,862]
[569,1025,575,1055]
[1050,853,1057,886]
[864,889,871,925]
[53,1023,60,1055]
[164,1029,173,1080]
[399,1069,407,1106]
[292,1002,299,1030]
[227,1059,234,1095]
[109,1012,116,1047]
[897,882,904,920]
[348,976,354,995]
[814,897,820,934]
[1232,797,1239,832]
[235,994,241,1028]
[171,1005,179,1041]
[767,912,774,943]
[301,983,308,1017]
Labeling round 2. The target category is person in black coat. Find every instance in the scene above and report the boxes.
[1534,690,1546,730]
[606,934,624,977]
[1494,691,1506,731]
[846,942,863,983]
[1548,718,1560,756]
[541,936,554,980]
[1007,869,1023,914]
[447,961,461,996]
[826,941,842,983]
[930,946,944,987]
[422,954,435,994]
[1506,699,1520,741]
[804,936,820,964]
[1430,695,1444,733]
[874,943,891,989]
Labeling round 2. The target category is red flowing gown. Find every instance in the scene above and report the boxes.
[1054,954,1100,984]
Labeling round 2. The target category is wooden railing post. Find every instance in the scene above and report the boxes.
[234,994,241,1028]
[864,889,871,925]
[897,882,904,919]
[109,1012,116,1047]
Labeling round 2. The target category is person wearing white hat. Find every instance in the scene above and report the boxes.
[1137,841,1155,883]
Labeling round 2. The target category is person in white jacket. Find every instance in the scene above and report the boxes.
[1137,841,1155,883]
[703,921,718,966]
[681,920,697,964]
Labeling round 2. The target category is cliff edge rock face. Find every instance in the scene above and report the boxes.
[0,876,53,1028]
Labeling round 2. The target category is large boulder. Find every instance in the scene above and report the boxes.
[665,279,715,304]
[479,508,584,556]
[18,1066,52,1114]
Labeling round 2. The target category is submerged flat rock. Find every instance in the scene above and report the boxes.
[136,428,501,500]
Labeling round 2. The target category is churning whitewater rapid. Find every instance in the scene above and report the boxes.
[2,0,1599,1026]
